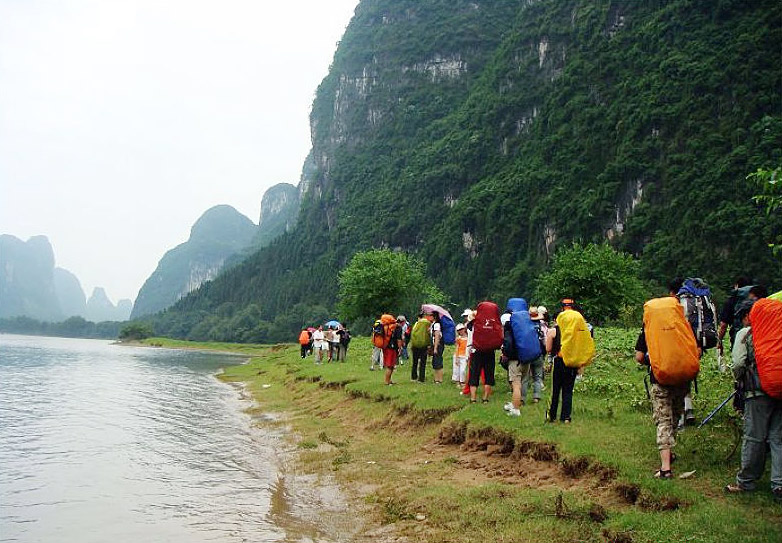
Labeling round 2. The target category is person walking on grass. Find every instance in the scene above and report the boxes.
[521,306,545,406]
[298,328,310,359]
[452,324,468,389]
[546,299,595,424]
[725,298,782,501]
[311,326,327,365]
[469,301,503,404]
[634,280,700,479]
[430,312,445,384]
[383,318,404,386]
[409,313,432,383]
[337,326,350,362]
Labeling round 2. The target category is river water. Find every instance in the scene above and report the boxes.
[0,335,344,543]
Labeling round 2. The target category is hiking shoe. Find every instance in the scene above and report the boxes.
[772,488,782,502]
[685,410,696,426]
[503,402,514,411]
[655,469,673,480]
[725,483,750,494]
[507,408,521,417]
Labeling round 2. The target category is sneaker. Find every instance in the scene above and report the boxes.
[507,408,521,417]
[772,488,782,502]
[685,409,696,426]
[725,483,750,493]
[503,402,514,411]
[369,366,375,371]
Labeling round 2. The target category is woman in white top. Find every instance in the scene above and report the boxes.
[311,326,327,364]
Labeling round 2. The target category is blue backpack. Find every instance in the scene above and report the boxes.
[440,315,456,345]
[506,298,543,363]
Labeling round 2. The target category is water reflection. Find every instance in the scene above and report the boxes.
[0,335,346,542]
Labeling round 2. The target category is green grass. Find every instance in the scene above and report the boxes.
[148,330,782,542]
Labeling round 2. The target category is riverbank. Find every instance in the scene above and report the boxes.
[145,331,781,543]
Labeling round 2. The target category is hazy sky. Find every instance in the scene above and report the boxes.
[0,0,358,304]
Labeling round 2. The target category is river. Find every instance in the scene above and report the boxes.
[0,334,345,542]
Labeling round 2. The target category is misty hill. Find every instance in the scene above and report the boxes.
[130,205,257,318]
[0,234,131,322]
[131,184,301,319]
[150,0,781,343]
[86,287,132,322]
[53,267,87,318]
[0,235,63,321]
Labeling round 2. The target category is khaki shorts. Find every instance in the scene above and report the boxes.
[508,360,525,383]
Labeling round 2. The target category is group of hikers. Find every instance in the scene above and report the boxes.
[363,277,782,500]
[298,323,351,364]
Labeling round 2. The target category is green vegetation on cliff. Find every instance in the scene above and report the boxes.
[148,0,781,342]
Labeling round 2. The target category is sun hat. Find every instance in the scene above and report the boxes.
[500,313,511,326]
[456,323,466,331]
[397,315,406,322]
[461,308,472,318]
[537,305,548,315]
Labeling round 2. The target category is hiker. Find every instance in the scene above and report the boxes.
[370,317,384,371]
[337,326,351,362]
[469,301,504,404]
[383,318,404,385]
[522,306,545,405]
[298,328,310,359]
[452,324,468,388]
[634,280,700,479]
[725,298,782,500]
[430,312,445,384]
[501,307,521,415]
[398,315,409,364]
[327,326,341,362]
[461,309,478,395]
[718,276,752,353]
[546,299,595,423]
[409,313,432,382]
[312,326,327,365]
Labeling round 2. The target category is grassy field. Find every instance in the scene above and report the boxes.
[143,329,781,543]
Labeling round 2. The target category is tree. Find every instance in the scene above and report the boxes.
[119,322,154,341]
[534,243,647,325]
[749,166,782,258]
[337,249,445,328]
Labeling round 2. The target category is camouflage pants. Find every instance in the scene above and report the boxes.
[651,383,687,450]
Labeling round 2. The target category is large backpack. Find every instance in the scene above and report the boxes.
[749,298,782,400]
[372,314,396,348]
[410,319,432,349]
[677,278,718,350]
[472,301,504,351]
[643,297,699,385]
[507,298,543,363]
[556,308,596,368]
[371,319,385,348]
[298,330,310,345]
[440,315,456,345]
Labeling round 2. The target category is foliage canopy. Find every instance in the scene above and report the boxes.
[337,249,444,327]
[534,243,647,325]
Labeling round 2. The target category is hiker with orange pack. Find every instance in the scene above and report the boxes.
[634,279,700,479]
[725,295,782,501]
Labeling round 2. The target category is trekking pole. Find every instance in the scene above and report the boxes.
[697,390,737,429]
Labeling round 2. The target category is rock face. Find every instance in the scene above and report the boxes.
[130,205,258,319]
[0,235,62,321]
[53,267,87,318]
[253,183,300,249]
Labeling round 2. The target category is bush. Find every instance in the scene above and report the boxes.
[534,243,647,324]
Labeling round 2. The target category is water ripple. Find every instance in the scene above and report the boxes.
[0,335,289,542]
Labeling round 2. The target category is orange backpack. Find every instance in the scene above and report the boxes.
[749,298,782,399]
[372,314,397,348]
[298,330,310,345]
[643,297,700,386]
